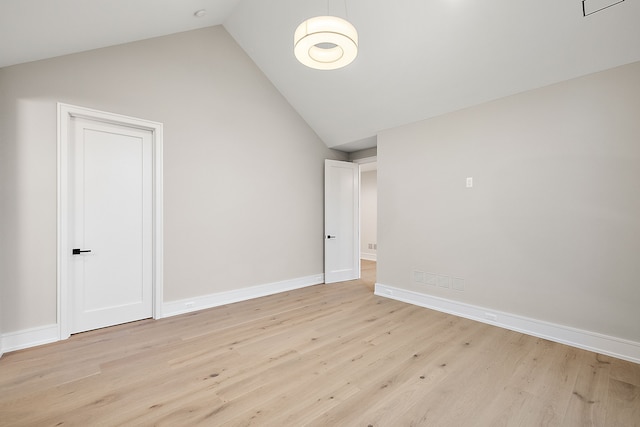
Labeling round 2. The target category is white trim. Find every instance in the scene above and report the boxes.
[57,103,164,340]
[1,324,59,353]
[152,122,164,319]
[374,283,640,364]
[163,274,325,318]
[360,253,377,261]
[0,275,324,353]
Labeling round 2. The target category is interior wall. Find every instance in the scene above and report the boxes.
[377,61,640,343]
[360,170,377,261]
[0,25,346,334]
[349,147,377,162]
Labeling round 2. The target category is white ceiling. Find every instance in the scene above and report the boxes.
[2,0,640,152]
[0,0,240,68]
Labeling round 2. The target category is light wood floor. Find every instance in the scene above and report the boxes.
[1,260,639,426]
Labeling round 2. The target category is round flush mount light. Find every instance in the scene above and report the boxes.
[194,9,207,18]
[294,16,358,70]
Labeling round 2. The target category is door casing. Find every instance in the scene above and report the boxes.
[57,103,164,340]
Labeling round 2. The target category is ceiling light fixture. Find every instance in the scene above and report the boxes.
[294,15,358,70]
[194,9,207,18]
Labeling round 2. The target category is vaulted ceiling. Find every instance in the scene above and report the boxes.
[2,0,639,152]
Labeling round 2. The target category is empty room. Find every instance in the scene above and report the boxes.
[1,0,639,425]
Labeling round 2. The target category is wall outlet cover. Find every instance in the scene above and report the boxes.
[437,275,451,288]
[425,273,437,286]
[453,277,465,291]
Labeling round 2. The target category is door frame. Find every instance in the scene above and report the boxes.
[353,156,377,261]
[57,103,164,340]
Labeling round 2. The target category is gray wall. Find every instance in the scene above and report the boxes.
[0,26,346,334]
[349,147,377,162]
[378,61,640,342]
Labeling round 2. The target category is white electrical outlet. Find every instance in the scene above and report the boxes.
[453,277,465,291]
[466,177,473,188]
[425,273,437,286]
[484,312,497,321]
[413,270,425,284]
[437,275,451,288]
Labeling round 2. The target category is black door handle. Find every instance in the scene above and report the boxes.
[72,249,92,255]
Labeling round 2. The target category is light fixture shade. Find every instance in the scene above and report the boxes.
[294,16,358,70]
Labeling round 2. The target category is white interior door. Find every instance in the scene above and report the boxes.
[69,117,153,333]
[325,159,360,283]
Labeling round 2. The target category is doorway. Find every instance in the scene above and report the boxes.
[323,157,377,286]
[359,160,377,288]
[359,162,377,261]
[57,104,164,339]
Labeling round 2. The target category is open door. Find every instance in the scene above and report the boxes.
[325,159,360,283]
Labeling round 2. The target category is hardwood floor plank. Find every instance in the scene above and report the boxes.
[562,352,611,426]
[610,356,640,387]
[372,328,524,426]
[1,260,639,426]
[605,378,640,427]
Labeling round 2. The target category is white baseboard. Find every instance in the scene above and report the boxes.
[163,273,325,318]
[375,283,640,364]
[361,253,377,261]
[0,274,324,356]
[1,324,59,354]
